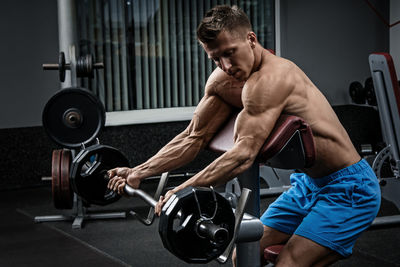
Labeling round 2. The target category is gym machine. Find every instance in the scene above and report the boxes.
[207,112,316,266]
[369,52,400,226]
[36,104,315,265]
[60,111,314,265]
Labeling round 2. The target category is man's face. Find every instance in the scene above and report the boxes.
[201,30,255,81]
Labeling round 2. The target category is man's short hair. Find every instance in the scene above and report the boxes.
[197,5,252,44]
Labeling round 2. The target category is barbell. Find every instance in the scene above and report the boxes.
[69,144,235,263]
[125,185,235,263]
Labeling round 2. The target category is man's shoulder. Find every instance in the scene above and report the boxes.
[243,58,295,109]
[248,58,294,91]
[205,68,244,95]
[261,56,293,78]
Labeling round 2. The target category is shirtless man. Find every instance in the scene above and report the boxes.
[108,5,381,266]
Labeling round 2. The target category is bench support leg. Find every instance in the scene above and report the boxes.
[236,162,261,267]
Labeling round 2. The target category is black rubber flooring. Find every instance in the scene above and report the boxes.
[1,184,400,267]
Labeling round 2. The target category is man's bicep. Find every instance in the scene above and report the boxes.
[186,93,232,142]
[234,108,282,153]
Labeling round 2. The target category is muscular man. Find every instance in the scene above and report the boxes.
[108,5,380,266]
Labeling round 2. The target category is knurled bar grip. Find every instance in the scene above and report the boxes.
[128,172,169,225]
[124,185,158,207]
[124,182,184,219]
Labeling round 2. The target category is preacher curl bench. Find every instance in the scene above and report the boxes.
[207,112,316,266]
[64,112,315,265]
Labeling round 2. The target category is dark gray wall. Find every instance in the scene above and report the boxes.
[0,0,59,129]
[280,0,389,105]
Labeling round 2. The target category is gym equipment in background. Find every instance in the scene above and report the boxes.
[369,52,400,227]
[36,48,127,228]
[43,52,103,82]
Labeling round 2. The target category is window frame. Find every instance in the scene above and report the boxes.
[105,106,196,126]
[100,0,281,126]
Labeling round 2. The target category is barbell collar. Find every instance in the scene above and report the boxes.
[197,219,229,244]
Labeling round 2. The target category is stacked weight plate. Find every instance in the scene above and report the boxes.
[43,87,106,209]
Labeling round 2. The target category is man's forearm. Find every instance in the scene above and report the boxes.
[175,139,256,191]
[131,132,205,180]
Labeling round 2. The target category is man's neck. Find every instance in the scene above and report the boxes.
[251,44,266,73]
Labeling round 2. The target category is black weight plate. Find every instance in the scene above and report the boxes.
[70,144,129,206]
[59,52,66,82]
[77,54,94,78]
[159,187,235,263]
[42,87,105,148]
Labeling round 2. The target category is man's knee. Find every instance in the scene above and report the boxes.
[275,249,342,267]
[275,235,342,267]
[259,226,291,265]
[231,226,289,266]
[260,225,291,249]
[275,250,298,267]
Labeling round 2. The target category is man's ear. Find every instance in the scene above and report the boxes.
[247,31,257,48]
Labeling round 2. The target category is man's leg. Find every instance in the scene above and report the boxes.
[259,225,291,265]
[276,234,343,267]
[232,225,291,267]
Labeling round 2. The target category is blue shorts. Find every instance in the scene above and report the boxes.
[260,159,381,257]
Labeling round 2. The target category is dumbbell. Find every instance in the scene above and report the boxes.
[43,52,104,82]
[349,77,378,106]
[349,81,367,104]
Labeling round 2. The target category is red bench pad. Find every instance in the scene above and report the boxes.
[207,113,315,168]
[258,115,315,168]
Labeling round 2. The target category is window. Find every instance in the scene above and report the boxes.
[77,0,275,116]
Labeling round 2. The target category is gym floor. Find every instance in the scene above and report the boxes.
[2,179,400,267]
